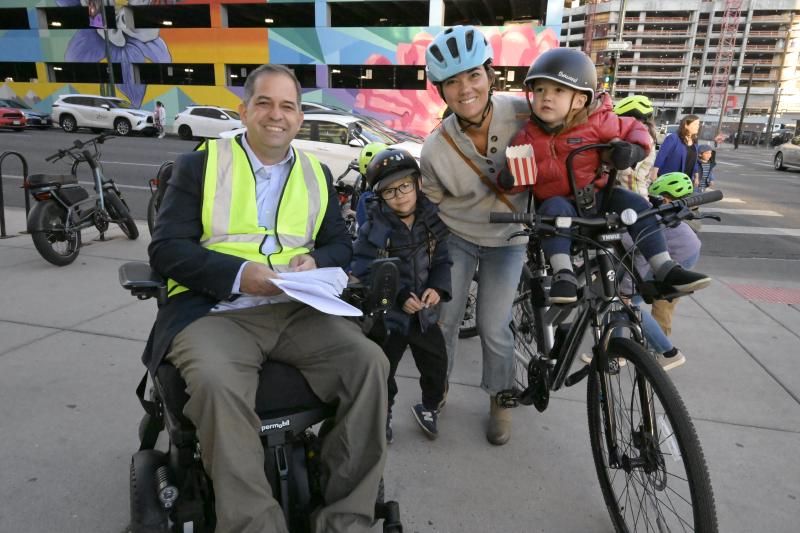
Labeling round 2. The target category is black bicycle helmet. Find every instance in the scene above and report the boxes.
[365,148,420,193]
[524,48,597,104]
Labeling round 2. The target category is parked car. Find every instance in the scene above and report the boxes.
[221,112,422,179]
[0,98,52,128]
[0,106,26,131]
[773,136,800,171]
[172,105,242,139]
[51,94,154,136]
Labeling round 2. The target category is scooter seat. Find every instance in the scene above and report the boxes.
[26,174,78,187]
[156,360,333,430]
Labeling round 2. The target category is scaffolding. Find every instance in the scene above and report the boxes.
[583,0,598,55]
[706,0,746,111]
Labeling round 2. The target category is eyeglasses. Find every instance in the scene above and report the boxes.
[380,181,414,200]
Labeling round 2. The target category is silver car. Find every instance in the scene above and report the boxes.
[773,137,800,170]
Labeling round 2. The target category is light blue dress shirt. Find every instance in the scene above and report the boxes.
[212,134,295,312]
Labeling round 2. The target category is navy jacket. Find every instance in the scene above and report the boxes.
[654,133,700,177]
[143,145,352,375]
[351,194,452,335]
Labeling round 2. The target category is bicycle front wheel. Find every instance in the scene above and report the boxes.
[510,268,537,391]
[587,338,717,532]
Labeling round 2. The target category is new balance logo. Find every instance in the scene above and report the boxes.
[423,412,434,422]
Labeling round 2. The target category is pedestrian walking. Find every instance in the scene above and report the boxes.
[155,101,166,138]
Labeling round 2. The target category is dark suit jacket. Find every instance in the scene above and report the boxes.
[143,143,353,375]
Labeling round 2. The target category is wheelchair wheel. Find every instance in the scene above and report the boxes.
[130,450,169,533]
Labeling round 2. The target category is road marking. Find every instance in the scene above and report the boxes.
[751,162,777,168]
[702,207,783,217]
[0,174,150,191]
[716,161,743,167]
[100,160,161,167]
[717,197,745,203]
[700,225,800,237]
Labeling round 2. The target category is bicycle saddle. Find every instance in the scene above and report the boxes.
[26,174,78,187]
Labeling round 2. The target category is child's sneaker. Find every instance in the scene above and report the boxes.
[661,265,711,293]
[386,410,393,445]
[550,269,578,304]
[411,403,439,440]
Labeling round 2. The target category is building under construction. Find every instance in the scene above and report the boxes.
[561,0,800,134]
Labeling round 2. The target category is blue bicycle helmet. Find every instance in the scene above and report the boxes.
[425,25,494,83]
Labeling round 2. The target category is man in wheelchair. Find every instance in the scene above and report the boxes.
[144,64,391,533]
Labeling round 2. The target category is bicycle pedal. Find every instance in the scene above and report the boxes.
[495,390,519,409]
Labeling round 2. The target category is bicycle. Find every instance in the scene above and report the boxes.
[491,143,720,532]
[26,133,139,266]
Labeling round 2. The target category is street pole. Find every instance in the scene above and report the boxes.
[714,80,730,140]
[610,0,628,98]
[100,1,116,96]
[764,86,782,148]
[734,67,755,150]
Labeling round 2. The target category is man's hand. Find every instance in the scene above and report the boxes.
[289,253,316,272]
[420,288,440,307]
[402,293,425,315]
[240,262,282,296]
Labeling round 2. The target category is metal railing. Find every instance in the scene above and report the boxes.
[0,151,29,238]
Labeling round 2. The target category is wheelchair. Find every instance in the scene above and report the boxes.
[120,259,404,533]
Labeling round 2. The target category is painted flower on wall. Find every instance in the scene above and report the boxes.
[57,0,171,107]
[354,25,559,137]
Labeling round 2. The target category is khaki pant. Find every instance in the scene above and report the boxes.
[166,302,388,533]
[652,298,679,337]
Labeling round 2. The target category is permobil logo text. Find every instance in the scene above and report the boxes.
[261,419,291,432]
[558,71,579,83]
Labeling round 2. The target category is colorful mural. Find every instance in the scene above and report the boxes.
[0,0,559,137]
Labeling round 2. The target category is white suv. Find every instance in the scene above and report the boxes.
[51,94,155,136]
[173,105,242,140]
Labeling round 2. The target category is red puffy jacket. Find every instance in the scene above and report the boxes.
[504,93,652,202]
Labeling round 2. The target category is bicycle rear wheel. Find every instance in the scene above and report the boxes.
[510,268,537,390]
[587,338,717,532]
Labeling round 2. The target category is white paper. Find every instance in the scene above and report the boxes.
[271,268,362,317]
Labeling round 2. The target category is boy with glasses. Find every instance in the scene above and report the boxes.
[351,148,452,442]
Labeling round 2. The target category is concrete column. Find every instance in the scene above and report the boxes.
[315,0,330,27]
[429,0,444,27]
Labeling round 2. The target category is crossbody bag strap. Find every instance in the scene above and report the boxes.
[439,128,517,213]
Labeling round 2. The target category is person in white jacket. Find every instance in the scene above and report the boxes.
[155,101,166,138]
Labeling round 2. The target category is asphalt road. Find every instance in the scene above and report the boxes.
[2,129,798,281]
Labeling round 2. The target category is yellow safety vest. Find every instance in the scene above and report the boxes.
[167,135,328,297]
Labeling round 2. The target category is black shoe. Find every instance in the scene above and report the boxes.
[549,269,578,304]
[662,265,711,293]
[386,410,393,445]
[411,403,439,440]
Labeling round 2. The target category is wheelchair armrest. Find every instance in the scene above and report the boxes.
[118,261,167,304]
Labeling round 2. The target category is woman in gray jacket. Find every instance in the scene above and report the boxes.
[420,25,531,445]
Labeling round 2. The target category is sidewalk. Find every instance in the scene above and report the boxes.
[0,206,798,532]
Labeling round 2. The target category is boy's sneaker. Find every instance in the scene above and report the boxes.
[580,353,627,367]
[661,265,711,293]
[656,347,686,371]
[550,269,578,304]
[411,403,439,440]
[386,410,393,445]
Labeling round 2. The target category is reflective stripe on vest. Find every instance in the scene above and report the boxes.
[167,136,328,297]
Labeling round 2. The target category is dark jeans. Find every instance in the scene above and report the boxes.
[538,188,667,259]
[383,320,448,411]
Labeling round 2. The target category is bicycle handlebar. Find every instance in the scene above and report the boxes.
[45,133,114,163]
[489,189,723,228]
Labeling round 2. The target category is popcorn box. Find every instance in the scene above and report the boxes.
[505,144,537,187]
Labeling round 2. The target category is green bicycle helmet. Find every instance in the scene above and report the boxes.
[358,142,388,175]
[613,94,654,121]
[649,172,694,198]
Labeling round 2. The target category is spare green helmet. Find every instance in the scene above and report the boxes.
[613,94,654,120]
[358,142,388,175]
[649,172,694,198]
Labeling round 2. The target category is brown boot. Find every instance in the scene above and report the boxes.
[486,397,511,445]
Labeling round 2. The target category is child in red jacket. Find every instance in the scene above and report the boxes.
[500,48,711,303]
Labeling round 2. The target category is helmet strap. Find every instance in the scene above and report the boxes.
[456,97,493,131]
